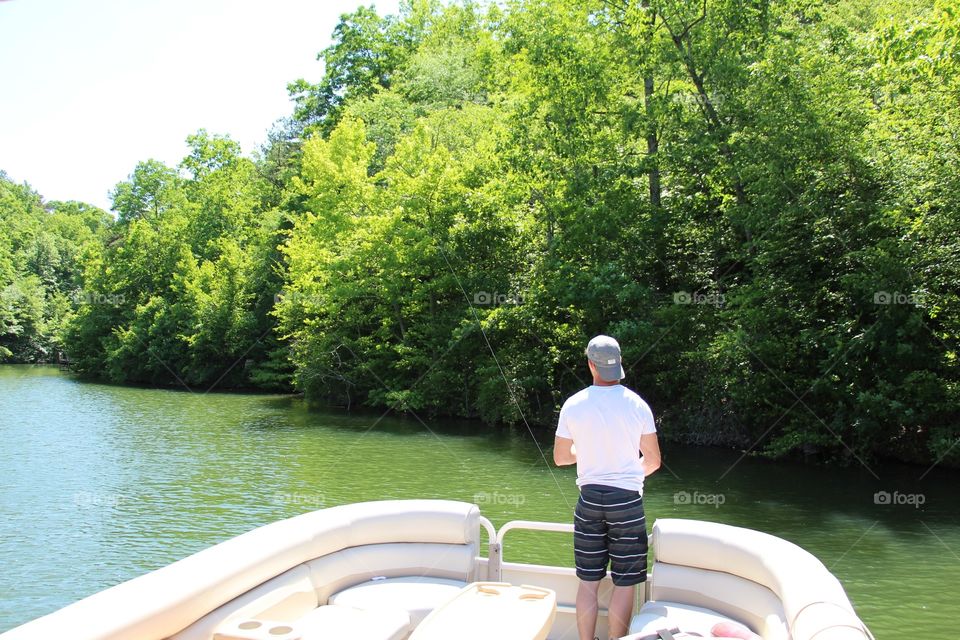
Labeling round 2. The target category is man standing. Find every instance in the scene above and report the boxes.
[554,335,661,640]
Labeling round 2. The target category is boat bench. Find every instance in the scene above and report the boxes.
[168,500,484,640]
[0,500,484,640]
[624,519,871,640]
[200,562,469,640]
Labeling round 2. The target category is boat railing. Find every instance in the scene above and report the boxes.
[477,515,501,580]
[491,520,573,581]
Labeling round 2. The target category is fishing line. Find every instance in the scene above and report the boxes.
[435,241,573,510]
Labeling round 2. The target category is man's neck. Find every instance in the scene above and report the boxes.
[592,379,620,387]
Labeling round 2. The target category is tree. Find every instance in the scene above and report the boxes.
[110,159,186,224]
[0,174,111,362]
[288,4,421,135]
[67,131,281,389]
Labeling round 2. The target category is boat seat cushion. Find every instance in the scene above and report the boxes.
[648,563,789,639]
[624,601,754,639]
[308,542,475,603]
[296,603,410,640]
[651,518,861,640]
[328,576,467,627]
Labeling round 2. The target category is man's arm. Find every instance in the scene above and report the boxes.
[640,432,661,477]
[554,436,576,466]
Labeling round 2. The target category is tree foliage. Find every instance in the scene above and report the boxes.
[0,172,112,362]
[3,0,957,466]
[64,133,290,389]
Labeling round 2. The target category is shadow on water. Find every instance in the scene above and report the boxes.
[251,391,960,531]
[256,393,960,525]
[252,396,537,441]
[658,442,960,530]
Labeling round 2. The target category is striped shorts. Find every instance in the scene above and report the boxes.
[574,484,648,586]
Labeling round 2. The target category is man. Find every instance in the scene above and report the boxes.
[554,335,661,640]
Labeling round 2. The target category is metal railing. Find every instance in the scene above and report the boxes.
[489,520,573,580]
[477,515,502,580]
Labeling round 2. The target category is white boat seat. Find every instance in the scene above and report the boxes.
[168,502,480,640]
[649,519,868,640]
[328,576,467,627]
[645,563,789,638]
[624,601,755,639]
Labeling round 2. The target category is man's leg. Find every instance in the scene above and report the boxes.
[607,584,635,638]
[574,487,609,640]
[576,579,601,640]
[606,491,648,639]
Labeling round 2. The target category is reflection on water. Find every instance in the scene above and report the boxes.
[0,365,956,635]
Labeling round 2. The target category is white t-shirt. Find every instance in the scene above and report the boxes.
[556,384,656,494]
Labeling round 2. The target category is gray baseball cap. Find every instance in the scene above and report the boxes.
[585,335,625,382]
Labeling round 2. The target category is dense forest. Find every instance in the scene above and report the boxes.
[1,0,957,467]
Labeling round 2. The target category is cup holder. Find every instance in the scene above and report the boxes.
[213,619,301,640]
[269,626,294,635]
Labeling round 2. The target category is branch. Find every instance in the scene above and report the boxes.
[677,0,708,42]
[601,0,631,14]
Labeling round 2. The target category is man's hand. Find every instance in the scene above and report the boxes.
[553,436,576,466]
[640,433,661,477]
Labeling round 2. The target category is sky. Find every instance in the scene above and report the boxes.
[0,0,401,210]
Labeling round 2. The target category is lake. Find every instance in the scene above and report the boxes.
[0,365,956,635]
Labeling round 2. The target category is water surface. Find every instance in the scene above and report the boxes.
[1,365,956,635]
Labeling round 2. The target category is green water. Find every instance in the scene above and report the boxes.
[0,365,957,636]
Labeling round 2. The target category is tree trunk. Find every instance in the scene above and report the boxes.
[642,0,661,209]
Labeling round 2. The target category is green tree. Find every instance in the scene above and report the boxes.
[67,131,282,389]
[0,173,111,362]
[109,159,186,224]
[288,4,422,135]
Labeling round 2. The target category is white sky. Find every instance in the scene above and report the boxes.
[0,0,401,210]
